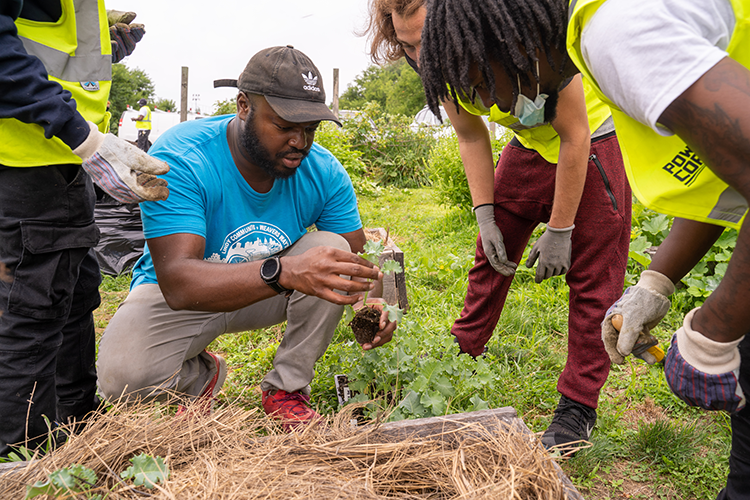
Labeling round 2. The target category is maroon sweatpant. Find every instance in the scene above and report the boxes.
[451,133,632,409]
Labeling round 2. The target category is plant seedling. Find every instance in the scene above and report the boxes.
[348,239,404,345]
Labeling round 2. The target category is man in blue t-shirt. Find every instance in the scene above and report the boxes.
[97,46,398,430]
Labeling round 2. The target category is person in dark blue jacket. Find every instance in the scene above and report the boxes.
[0,0,168,457]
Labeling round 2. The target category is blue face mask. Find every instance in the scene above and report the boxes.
[512,63,548,127]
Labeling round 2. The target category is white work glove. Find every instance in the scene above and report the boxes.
[474,204,516,276]
[601,270,674,364]
[664,307,746,413]
[525,224,574,283]
[73,122,169,203]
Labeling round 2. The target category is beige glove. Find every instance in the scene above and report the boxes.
[601,270,674,364]
[73,122,169,203]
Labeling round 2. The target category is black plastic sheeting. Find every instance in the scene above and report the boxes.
[93,188,145,276]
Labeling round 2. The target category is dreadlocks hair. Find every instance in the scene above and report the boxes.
[420,0,569,118]
[363,0,425,64]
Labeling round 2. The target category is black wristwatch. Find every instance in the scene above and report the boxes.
[260,256,292,297]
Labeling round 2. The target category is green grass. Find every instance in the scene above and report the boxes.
[94,186,730,499]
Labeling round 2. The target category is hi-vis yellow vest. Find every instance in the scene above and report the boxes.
[0,0,112,167]
[456,78,611,164]
[135,105,152,130]
[568,0,750,229]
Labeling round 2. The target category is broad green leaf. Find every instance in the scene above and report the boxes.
[398,390,425,416]
[628,250,651,268]
[26,465,97,499]
[642,214,669,235]
[380,259,403,274]
[421,390,447,414]
[470,395,490,411]
[433,375,456,398]
[383,304,404,323]
[629,235,651,253]
[121,454,169,489]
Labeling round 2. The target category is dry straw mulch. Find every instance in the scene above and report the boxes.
[0,401,569,499]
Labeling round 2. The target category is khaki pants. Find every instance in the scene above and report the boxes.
[97,231,349,402]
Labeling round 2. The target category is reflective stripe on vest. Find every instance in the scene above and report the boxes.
[0,0,111,167]
[455,78,611,164]
[135,106,152,129]
[567,0,749,229]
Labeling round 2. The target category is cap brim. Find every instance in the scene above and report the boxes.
[265,95,342,127]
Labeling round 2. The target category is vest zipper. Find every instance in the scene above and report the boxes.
[590,154,618,211]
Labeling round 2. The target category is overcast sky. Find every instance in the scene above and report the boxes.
[107,0,376,114]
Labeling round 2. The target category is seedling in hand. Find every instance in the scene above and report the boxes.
[348,239,404,345]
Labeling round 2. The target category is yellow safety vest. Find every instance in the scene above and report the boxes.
[135,105,152,130]
[567,0,750,229]
[455,78,611,164]
[0,0,112,167]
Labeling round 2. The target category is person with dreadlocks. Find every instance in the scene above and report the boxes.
[364,0,632,451]
[420,0,750,496]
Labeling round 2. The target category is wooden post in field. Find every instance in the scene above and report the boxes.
[180,66,189,123]
[332,68,340,119]
[488,121,496,139]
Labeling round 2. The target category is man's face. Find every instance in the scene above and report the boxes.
[239,96,320,179]
[467,59,562,123]
[392,5,426,63]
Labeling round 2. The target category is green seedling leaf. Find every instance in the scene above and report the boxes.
[26,464,97,499]
[343,304,355,324]
[380,259,403,274]
[383,303,404,323]
[360,240,386,264]
[121,453,169,489]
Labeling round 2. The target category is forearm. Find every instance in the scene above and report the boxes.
[158,258,276,312]
[443,101,495,206]
[549,136,589,228]
[458,136,495,206]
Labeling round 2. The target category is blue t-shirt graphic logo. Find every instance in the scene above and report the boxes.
[210,222,291,263]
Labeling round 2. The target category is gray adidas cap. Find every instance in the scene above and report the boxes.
[214,45,341,126]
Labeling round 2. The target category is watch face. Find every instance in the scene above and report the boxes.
[261,257,279,280]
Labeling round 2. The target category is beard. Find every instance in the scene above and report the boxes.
[239,108,308,180]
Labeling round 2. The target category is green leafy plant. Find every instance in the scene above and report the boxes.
[25,453,169,499]
[120,453,170,489]
[343,102,436,188]
[26,464,98,499]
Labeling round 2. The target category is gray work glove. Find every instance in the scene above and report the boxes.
[601,270,675,364]
[73,122,170,204]
[474,204,516,276]
[525,224,574,283]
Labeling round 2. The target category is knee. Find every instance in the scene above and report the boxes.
[294,231,351,253]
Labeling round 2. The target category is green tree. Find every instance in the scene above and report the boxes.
[109,64,155,133]
[212,98,237,116]
[339,59,425,117]
[154,98,176,112]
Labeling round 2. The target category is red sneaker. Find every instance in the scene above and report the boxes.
[262,389,322,431]
[176,351,227,417]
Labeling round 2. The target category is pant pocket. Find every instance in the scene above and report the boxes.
[8,221,100,320]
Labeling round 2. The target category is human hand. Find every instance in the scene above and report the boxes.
[357,299,398,351]
[664,307,746,413]
[282,247,382,306]
[601,270,674,364]
[73,122,169,203]
[525,224,573,283]
[107,10,144,63]
[474,204,516,276]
